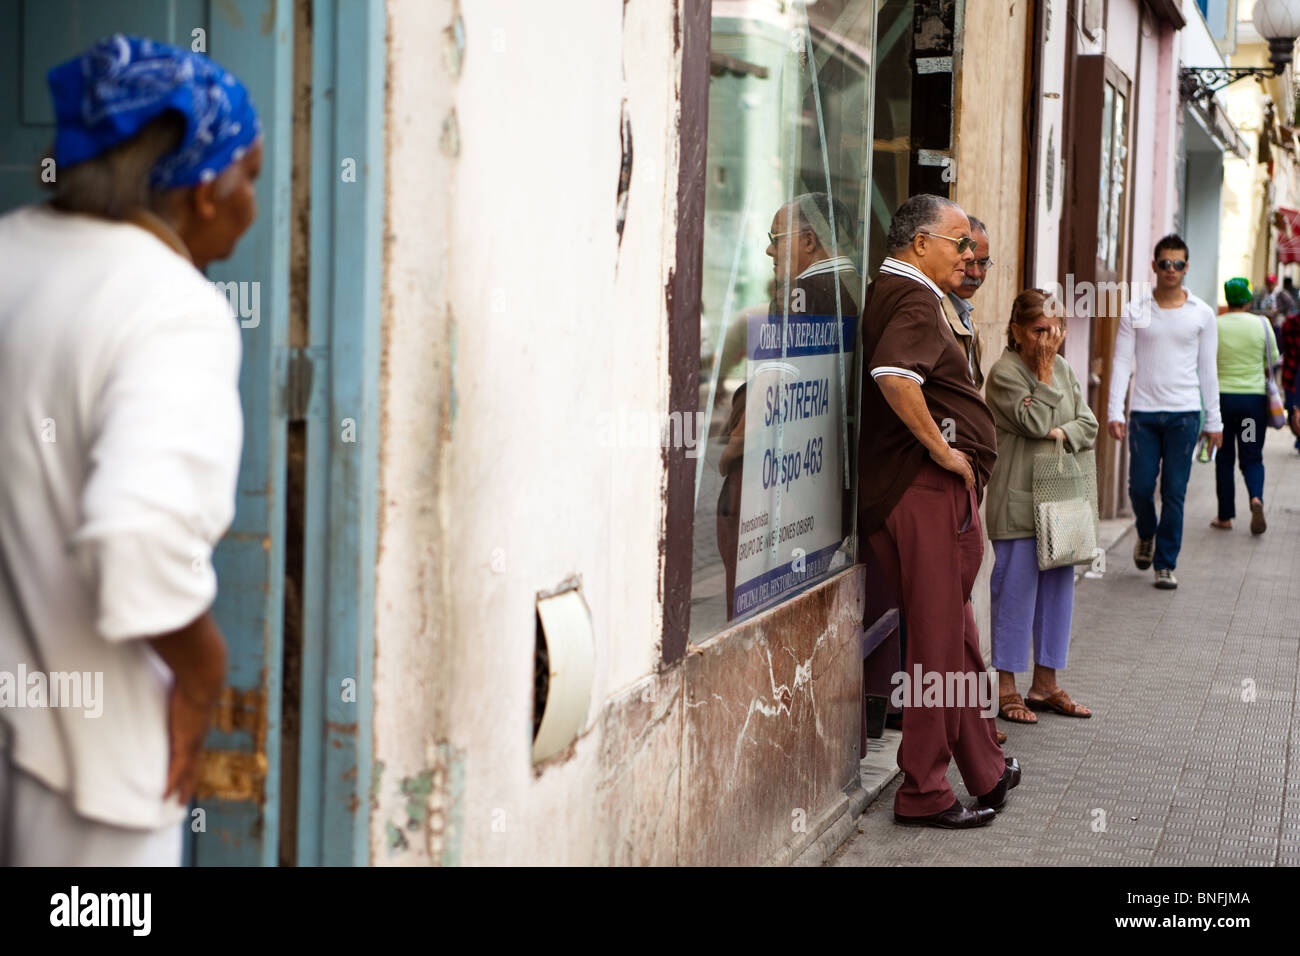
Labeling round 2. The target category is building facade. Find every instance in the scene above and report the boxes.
[0,0,1290,866]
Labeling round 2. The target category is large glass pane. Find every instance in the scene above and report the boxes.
[1105,89,1127,272]
[1097,82,1114,268]
[690,0,874,640]
[867,0,913,279]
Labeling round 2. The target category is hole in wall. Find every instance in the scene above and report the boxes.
[532,609,549,743]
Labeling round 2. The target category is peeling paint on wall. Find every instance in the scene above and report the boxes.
[442,4,466,79]
[385,821,408,854]
[197,750,269,803]
[616,98,633,250]
[440,108,460,157]
[427,741,466,866]
[371,759,384,810]
[400,769,434,828]
[448,308,458,428]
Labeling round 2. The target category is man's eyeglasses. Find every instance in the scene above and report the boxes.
[768,228,809,245]
[1157,258,1187,272]
[922,232,978,254]
[971,257,994,270]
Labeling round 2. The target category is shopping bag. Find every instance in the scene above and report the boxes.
[1260,315,1287,429]
[1032,435,1100,571]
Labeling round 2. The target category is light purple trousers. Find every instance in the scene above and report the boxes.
[989,537,1075,673]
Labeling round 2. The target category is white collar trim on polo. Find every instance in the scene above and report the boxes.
[797,255,858,280]
[879,256,943,300]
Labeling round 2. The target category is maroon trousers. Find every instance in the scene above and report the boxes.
[868,460,1004,816]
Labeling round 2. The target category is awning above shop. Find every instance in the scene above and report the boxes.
[1277,206,1300,264]
[1184,92,1252,161]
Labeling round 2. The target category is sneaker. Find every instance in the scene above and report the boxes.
[1154,568,1178,589]
[1250,499,1267,535]
[1133,537,1155,570]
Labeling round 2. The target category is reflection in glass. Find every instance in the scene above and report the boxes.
[690,1,874,641]
[1098,83,1114,269]
[1097,82,1127,274]
[1106,90,1126,273]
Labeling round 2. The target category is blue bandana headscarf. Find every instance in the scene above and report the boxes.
[48,34,261,190]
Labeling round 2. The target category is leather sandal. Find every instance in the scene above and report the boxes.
[997,693,1037,724]
[1025,688,1091,718]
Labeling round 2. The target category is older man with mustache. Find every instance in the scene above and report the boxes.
[942,215,990,389]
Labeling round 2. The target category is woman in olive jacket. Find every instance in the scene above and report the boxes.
[985,289,1098,726]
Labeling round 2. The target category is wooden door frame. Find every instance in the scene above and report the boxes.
[1064,52,1134,519]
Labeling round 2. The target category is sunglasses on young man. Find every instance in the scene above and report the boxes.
[1156,258,1187,272]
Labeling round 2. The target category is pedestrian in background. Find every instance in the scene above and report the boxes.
[985,290,1096,726]
[1210,278,1279,534]
[1252,273,1281,330]
[1107,235,1222,590]
[0,35,260,865]
[1279,280,1300,453]
[1276,276,1298,330]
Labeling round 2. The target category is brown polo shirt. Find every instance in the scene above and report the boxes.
[856,265,997,536]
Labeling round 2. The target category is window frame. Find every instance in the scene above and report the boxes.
[663,0,877,661]
[662,0,711,665]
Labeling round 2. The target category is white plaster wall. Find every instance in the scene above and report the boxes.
[1219,39,1271,296]
[1181,2,1230,76]
[1106,0,1140,81]
[1031,0,1068,290]
[1128,9,1161,285]
[375,0,681,865]
[1178,9,1231,300]
[373,0,459,866]
[1185,147,1226,305]
[1150,27,1180,238]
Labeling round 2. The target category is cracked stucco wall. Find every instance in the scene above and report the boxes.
[374,0,866,865]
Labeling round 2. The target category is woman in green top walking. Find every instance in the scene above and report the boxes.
[1211,278,1279,535]
[985,290,1098,726]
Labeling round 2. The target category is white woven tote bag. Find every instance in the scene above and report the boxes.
[1032,435,1100,571]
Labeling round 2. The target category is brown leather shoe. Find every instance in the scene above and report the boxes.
[976,757,1021,811]
[894,799,996,829]
[996,729,1008,745]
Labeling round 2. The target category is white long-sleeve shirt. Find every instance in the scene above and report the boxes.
[0,204,243,829]
[1107,291,1222,432]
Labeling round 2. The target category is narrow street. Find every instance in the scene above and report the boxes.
[832,436,1300,867]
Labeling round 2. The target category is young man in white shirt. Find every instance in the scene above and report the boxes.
[0,36,260,866]
[1107,234,1223,590]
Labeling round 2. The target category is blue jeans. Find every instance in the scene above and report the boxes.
[1128,410,1200,571]
[1215,393,1267,520]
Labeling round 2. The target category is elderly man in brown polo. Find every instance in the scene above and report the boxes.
[859,194,1019,829]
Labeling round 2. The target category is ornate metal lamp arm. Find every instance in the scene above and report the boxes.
[1179,64,1285,102]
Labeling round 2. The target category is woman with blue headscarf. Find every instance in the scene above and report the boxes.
[46,33,264,266]
[0,35,260,866]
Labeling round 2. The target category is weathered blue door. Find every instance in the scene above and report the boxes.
[0,0,294,865]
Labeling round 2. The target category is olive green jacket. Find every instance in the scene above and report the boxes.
[983,348,1098,540]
